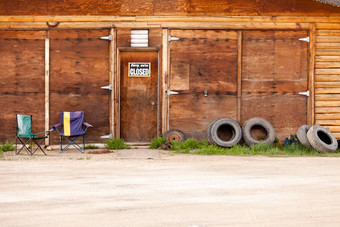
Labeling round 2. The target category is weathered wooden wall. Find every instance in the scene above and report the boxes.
[315,27,340,139]
[0,0,338,16]
[0,31,45,142]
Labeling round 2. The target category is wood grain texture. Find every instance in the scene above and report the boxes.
[0,0,338,16]
[241,30,308,142]
[0,32,45,142]
[49,29,110,143]
[119,51,158,142]
[169,30,238,140]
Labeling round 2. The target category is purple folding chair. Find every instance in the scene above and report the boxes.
[51,111,93,153]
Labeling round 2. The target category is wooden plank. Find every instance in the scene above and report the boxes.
[315,120,340,125]
[315,82,340,88]
[332,133,340,139]
[316,23,340,30]
[316,88,340,94]
[315,114,340,120]
[317,36,340,43]
[315,62,340,68]
[0,16,340,23]
[316,49,340,55]
[110,28,115,137]
[315,101,340,107]
[316,42,340,49]
[45,35,50,145]
[316,74,340,81]
[316,30,340,36]
[170,63,189,90]
[162,28,168,134]
[237,31,242,123]
[315,107,340,113]
[316,56,340,62]
[316,94,340,101]
[315,69,340,75]
[309,24,316,126]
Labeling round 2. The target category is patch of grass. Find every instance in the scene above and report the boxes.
[150,136,167,149]
[171,138,199,154]
[84,144,99,150]
[86,156,91,160]
[0,149,3,158]
[105,138,129,150]
[0,141,15,152]
[194,144,227,155]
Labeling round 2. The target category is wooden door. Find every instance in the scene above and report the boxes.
[120,50,158,142]
[169,30,238,140]
[0,31,45,142]
[241,30,308,142]
[49,30,110,143]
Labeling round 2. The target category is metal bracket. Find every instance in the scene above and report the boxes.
[168,36,180,42]
[101,134,112,139]
[100,35,113,41]
[167,90,179,95]
[298,37,310,43]
[101,84,112,90]
[298,91,309,96]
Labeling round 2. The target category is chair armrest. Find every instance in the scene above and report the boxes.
[33,131,50,136]
[51,123,62,130]
[83,122,93,128]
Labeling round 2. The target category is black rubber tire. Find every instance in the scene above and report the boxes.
[207,118,220,145]
[164,129,185,142]
[306,125,337,153]
[207,118,242,147]
[297,125,313,149]
[242,117,275,146]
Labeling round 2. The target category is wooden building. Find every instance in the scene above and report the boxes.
[0,0,339,144]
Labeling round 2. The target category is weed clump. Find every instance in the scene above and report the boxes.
[150,136,167,149]
[84,144,99,150]
[171,138,199,153]
[105,138,129,150]
[0,141,15,152]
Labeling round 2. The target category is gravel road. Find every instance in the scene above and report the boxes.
[1,149,340,226]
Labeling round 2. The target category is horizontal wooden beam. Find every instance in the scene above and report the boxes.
[0,15,340,23]
[0,22,114,30]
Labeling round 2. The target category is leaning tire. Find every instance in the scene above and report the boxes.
[242,117,275,146]
[207,118,242,147]
[164,129,185,142]
[306,125,337,153]
[297,125,313,149]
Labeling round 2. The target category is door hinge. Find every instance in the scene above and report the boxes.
[100,35,113,41]
[298,91,309,96]
[168,36,180,42]
[167,90,179,95]
[298,37,310,42]
[101,84,112,90]
[101,134,112,139]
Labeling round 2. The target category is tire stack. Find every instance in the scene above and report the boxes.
[297,125,338,153]
[207,117,276,147]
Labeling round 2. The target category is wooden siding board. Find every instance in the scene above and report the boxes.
[0,0,339,16]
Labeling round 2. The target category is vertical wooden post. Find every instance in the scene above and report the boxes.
[308,24,316,126]
[45,32,50,145]
[237,31,243,123]
[110,27,116,138]
[162,29,169,134]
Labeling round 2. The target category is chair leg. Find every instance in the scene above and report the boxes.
[16,137,32,155]
[31,138,47,155]
[59,136,62,153]
[83,134,85,152]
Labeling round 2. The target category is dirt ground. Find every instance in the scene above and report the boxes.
[1,149,340,227]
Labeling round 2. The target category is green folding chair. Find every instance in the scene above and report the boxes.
[15,114,49,155]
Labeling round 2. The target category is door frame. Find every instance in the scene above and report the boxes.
[116,47,161,140]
